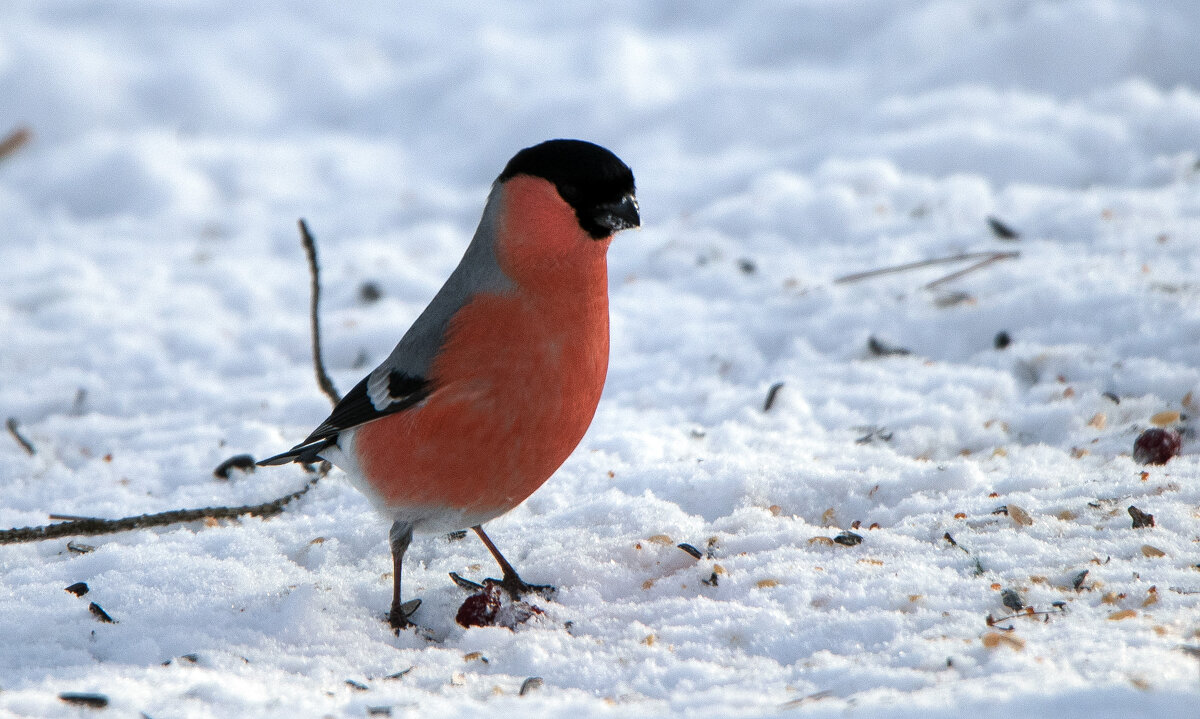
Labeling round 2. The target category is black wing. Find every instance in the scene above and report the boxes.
[257,370,431,466]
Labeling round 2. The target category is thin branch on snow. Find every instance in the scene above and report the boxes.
[986,603,1067,629]
[299,218,342,407]
[0,475,322,545]
[923,252,1018,290]
[5,417,36,455]
[0,220,345,545]
[942,532,986,576]
[834,251,1019,286]
[762,382,785,411]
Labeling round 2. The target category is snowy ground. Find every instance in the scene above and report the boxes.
[2,1,1199,716]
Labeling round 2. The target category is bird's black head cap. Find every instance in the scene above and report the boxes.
[499,139,639,239]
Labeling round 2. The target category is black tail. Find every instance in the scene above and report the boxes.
[256,437,337,467]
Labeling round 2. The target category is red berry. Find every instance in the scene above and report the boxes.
[1132,428,1181,465]
[455,585,501,628]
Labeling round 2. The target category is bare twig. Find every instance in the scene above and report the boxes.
[942,532,986,575]
[834,251,1018,285]
[0,476,320,545]
[299,219,341,406]
[6,417,35,455]
[0,127,31,164]
[0,218,346,545]
[987,603,1067,627]
[763,382,784,411]
[924,252,1019,290]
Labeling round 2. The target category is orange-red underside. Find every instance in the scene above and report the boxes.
[353,176,611,517]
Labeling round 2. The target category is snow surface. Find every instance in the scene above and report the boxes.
[2,1,1199,716]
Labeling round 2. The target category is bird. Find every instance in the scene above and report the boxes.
[259,139,639,630]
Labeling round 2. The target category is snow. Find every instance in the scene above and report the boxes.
[2,1,1199,716]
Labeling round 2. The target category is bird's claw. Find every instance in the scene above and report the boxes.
[449,571,485,591]
[451,570,554,599]
[387,598,422,633]
[493,573,556,600]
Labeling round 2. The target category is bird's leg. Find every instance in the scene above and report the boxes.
[387,520,421,631]
[472,525,556,599]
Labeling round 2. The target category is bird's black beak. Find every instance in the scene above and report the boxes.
[593,194,640,235]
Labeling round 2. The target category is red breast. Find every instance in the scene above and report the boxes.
[352,175,611,518]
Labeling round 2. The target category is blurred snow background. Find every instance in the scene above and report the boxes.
[1,1,1198,716]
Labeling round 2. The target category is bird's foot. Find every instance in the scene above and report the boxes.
[450,570,555,600]
[387,598,422,633]
[493,572,556,600]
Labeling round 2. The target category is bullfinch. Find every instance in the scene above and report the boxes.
[260,139,639,630]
